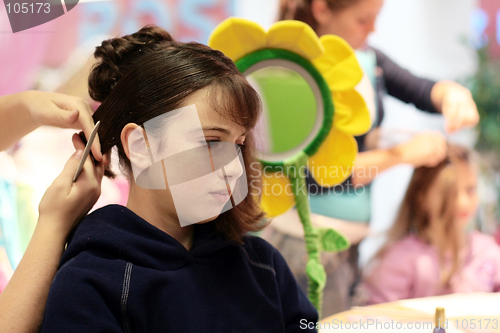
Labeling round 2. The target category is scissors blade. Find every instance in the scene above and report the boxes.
[72,121,101,182]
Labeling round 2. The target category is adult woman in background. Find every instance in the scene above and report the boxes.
[263,0,480,315]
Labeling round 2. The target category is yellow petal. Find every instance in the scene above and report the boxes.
[266,20,324,61]
[308,128,357,187]
[260,172,295,217]
[313,35,363,91]
[208,18,267,62]
[333,89,372,136]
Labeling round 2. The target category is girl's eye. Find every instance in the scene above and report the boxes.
[358,18,371,25]
[467,186,477,196]
[206,140,245,153]
[207,141,220,148]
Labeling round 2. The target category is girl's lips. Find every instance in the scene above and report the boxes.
[210,192,230,203]
[458,212,470,219]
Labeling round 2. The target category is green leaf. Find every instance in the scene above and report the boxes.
[317,227,350,252]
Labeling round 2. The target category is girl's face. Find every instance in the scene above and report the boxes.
[315,0,384,49]
[425,161,479,228]
[127,88,248,226]
[172,89,247,225]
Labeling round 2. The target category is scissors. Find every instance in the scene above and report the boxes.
[72,121,101,182]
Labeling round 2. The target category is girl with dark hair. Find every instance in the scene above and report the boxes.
[39,26,318,332]
[363,145,500,303]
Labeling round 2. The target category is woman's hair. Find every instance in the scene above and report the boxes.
[89,25,265,243]
[279,0,364,31]
[375,144,474,287]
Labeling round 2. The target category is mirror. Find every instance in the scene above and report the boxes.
[244,60,324,163]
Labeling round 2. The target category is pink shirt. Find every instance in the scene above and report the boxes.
[362,231,500,304]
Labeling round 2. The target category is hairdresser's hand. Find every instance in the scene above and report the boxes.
[38,133,108,237]
[431,81,480,133]
[394,131,447,168]
[20,90,102,161]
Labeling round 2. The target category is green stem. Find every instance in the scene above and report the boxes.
[284,153,325,318]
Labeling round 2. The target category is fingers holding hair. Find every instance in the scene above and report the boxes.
[59,97,102,162]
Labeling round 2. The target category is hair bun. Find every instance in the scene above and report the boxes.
[89,25,174,102]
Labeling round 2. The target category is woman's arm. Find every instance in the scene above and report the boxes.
[0,91,101,160]
[0,217,75,333]
[375,48,479,132]
[351,148,403,186]
[351,50,475,187]
[0,134,106,333]
[352,131,447,186]
[269,208,370,245]
[374,48,438,114]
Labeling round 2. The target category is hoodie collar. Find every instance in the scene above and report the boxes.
[64,205,234,271]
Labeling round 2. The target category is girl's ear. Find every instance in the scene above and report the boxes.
[121,123,154,179]
[311,0,333,27]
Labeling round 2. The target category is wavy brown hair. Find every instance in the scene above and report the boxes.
[374,144,473,288]
[89,25,266,243]
[279,0,364,32]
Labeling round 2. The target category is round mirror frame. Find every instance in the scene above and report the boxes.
[236,49,334,171]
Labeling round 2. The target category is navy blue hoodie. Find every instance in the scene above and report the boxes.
[39,205,318,332]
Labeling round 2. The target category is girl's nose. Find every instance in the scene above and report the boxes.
[220,154,244,180]
[457,190,471,211]
[368,21,376,33]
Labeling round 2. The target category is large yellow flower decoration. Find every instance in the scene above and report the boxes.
[209,18,371,314]
[209,18,371,217]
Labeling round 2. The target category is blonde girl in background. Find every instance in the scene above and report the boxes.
[363,144,500,304]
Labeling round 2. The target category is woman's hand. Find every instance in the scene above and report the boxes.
[0,91,102,160]
[352,131,448,186]
[38,133,107,237]
[20,90,102,160]
[0,133,108,333]
[393,131,447,168]
[431,81,480,133]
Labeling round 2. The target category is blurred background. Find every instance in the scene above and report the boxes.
[1,0,500,275]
